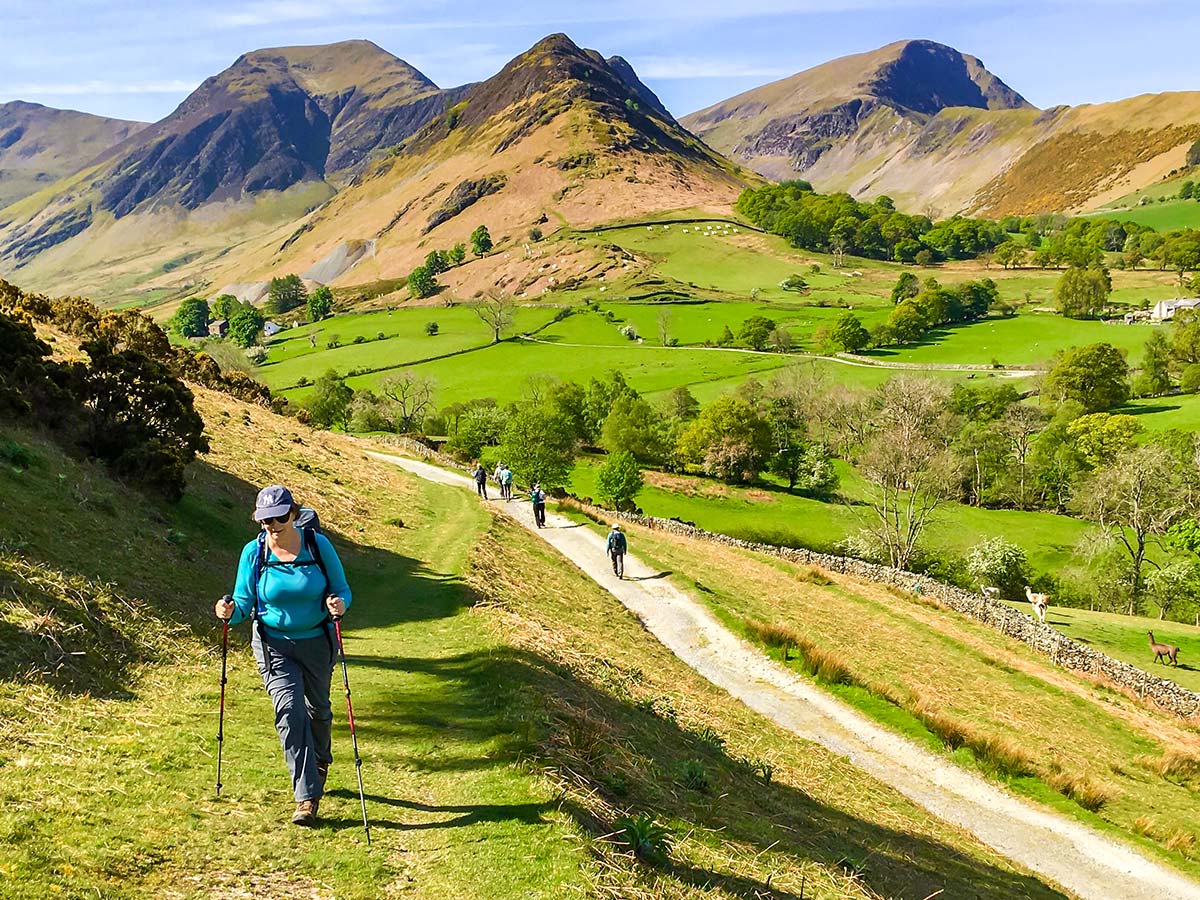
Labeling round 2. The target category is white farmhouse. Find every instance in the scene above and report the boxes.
[1150,298,1200,321]
[263,321,284,337]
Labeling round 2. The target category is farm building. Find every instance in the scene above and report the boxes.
[208,319,229,338]
[1150,298,1200,321]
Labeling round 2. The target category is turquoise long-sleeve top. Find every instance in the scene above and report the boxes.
[229,532,352,639]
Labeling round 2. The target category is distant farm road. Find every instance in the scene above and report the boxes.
[371,450,1200,900]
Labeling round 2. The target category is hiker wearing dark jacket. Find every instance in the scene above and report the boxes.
[606,523,627,578]
[473,463,488,499]
[530,483,546,528]
[214,485,351,828]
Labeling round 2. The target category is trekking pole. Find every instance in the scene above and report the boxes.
[216,595,232,798]
[332,615,371,846]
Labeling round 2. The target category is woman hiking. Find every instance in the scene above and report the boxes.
[214,485,352,827]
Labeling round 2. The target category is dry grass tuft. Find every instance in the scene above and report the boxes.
[1158,749,1200,781]
[1047,771,1113,812]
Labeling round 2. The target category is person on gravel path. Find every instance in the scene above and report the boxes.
[214,485,351,828]
[531,483,547,527]
[606,523,627,578]
[472,462,488,499]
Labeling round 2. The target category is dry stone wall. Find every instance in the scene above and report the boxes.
[601,507,1200,720]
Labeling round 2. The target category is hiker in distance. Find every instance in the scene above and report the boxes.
[606,523,627,579]
[530,483,547,528]
[214,485,352,827]
[500,463,514,501]
[472,462,488,499]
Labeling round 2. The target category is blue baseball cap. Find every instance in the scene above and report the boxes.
[254,484,295,521]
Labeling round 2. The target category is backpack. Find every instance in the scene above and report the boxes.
[532,489,545,504]
[611,531,627,554]
[248,507,331,634]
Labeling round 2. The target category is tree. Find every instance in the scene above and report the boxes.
[1066,412,1142,467]
[425,249,449,274]
[769,326,793,352]
[965,538,1029,600]
[855,377,957,568]
[1054,266,1109,318]
[1133,331,1172,398]
[716,324,735,347]
[210,294,240,321]
[662,385,700,422]
[425,321,439,336]
[678,396,772,483]
[498,404,576,490]
[1182,363,1200,394]
[445,404,505,460]
[1165,239,1200,288]
[1042,343,1129,412]
[830,312,870,352]
[738,316,776,351]
[914,248,934,267]
[169,297,210,338]
[408,265,438,299]
[601,394,670,465]
[380,370,436,433]
[657,308,672,346]
[994,242,1028,270]
[1172,317,1200,366]
[474,292,515,343]
[596,451,643,510]
[227,307,265,347]
[890,272,920,305]
[307,285,333,323]
[1146,561,1200,622]
[470,224,493,257]
[447,243,467,266]
[302,369,353,430]
[267,274,307,315]
[1076,445,1191,614]
[792,443,839,498]
[1000,403,1044,509]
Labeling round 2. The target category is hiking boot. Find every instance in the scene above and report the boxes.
[292,799,319,826]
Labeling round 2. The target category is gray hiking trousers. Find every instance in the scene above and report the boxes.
[252,629,334,802]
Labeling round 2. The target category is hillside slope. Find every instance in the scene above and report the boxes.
[684,39,1200,217]
[0,40,458,300]
[0,384,1075,898]
[129,33,754,307]
[0,101,146,209]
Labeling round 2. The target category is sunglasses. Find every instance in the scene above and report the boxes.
[261,513,292,525]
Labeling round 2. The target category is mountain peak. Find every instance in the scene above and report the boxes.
[866,39,1031,114]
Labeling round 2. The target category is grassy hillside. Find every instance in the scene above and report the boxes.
[0,388,1079,898]
[597,515,1200,877]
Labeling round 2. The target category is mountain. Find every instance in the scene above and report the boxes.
[683,39,1200,217]
[187,33,751,301]
[0,40,459,287]
[0,101,146,209]
[684,40,1030,181]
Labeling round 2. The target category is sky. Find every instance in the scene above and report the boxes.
[1,0,1198,124]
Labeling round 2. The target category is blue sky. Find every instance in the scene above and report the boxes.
[1,0,1197,123]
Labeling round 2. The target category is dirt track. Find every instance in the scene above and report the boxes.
[370,450,1200,900]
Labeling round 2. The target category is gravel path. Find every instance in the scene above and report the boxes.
[369,450,1200,900]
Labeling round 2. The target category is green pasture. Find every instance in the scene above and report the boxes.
[1089,200,1200,231]
[1124,392,1200,432]
[567,454,1091,579]
[257,306,561,389]
[873,313,1167,367]
[1002,602,1200,692]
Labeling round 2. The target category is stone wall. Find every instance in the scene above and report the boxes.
[600,506,1200,720]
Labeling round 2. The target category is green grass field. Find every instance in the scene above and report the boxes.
[1088,200,1200,231]
[873,313,1167,367]
[1002,602,1200,692]
[568,454,1092,578]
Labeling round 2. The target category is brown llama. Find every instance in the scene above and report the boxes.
[1148,631,1180,666]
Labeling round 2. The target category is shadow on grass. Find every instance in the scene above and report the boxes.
[0,455,476,696]
[345,644,1069,900]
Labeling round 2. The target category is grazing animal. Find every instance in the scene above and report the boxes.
[1148,631,1180,666]
[980,586,1001,601]
[1024,585,1049,624]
